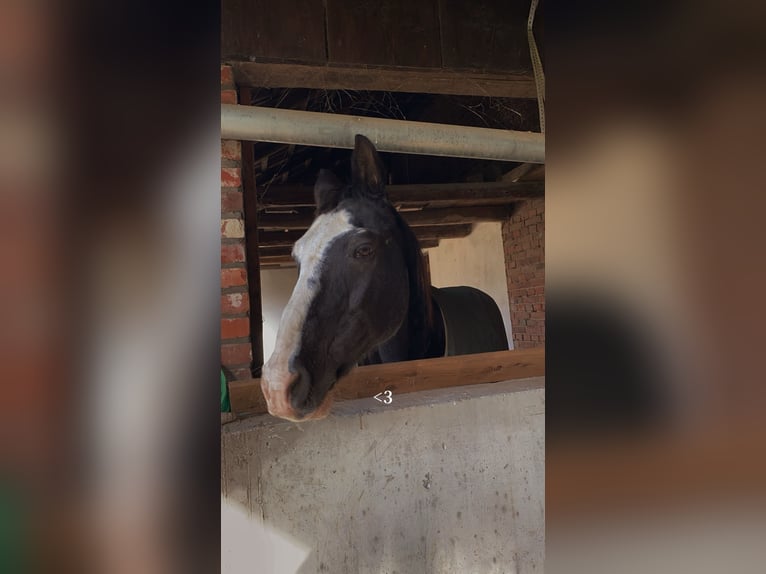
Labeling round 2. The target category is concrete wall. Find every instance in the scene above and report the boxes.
[222,379,544,574]
[425,222,513,347]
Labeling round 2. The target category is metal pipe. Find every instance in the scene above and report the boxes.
[221,104,545,164]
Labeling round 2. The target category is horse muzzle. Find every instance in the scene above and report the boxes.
[260,360,333,421]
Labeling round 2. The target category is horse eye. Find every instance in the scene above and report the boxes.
[354,244,375,258]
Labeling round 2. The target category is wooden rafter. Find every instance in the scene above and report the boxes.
[257,180,543,211]
[232,62,537,99]
[260,238,440,260]
[258,206,514,230]
[257,224,473,248]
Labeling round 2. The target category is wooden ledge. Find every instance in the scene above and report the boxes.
[229,347,544,416]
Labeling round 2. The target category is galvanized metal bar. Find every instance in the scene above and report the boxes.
[221,104,545,163]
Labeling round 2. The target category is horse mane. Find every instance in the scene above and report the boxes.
[391,208,434,349]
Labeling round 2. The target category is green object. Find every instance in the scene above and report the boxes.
[0,481,28,574]
[220,369,231,412]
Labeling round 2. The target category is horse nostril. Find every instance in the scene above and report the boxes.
[288,362,314,414]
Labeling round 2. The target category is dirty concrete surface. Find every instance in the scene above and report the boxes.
[222,378,544,573]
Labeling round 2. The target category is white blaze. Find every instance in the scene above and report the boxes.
[262,209,354,392]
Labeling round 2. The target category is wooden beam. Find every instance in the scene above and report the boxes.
[258,180,543,210]
[257,229,306,247]
[259,238,439,259]
[409,224,474,240]
[231,62,537,99]
[402,206,514,226]
[259,255,296,266]
[417,239,445,249]
[229,348,545,416]
[259,206,513,230]
[257,224,473,248]
[259,246,295,258]
[502,163,545,183]
[238,87,264,377]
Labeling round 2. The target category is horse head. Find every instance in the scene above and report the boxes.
[261,135,412,421]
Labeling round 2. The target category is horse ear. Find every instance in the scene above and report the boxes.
[351,134,387,198]
[314,169,344,213]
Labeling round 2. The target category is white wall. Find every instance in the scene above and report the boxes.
[260,267,299,361]
[425,221,513,347]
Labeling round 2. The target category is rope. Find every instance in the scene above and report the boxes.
[528,0,545,133]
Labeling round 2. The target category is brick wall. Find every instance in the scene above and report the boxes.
[220,65,252,380]
[502,198,545,349]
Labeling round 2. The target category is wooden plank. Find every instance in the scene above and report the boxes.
[257,229,307,247]
[259,246,295,258]
[502,163,545,183]
[261,263,297,270]
[258,181,544,210]
[222,0,326,62]
[439,0,531,72]
[229,348,544,415]
[401,206,514,226]
[231,62,536,98]
[239,87,264,376]
[257,224,473,247]
[259,255,296,266]
[259,238,439,259]
[418,239,440,250]
[409,224,474,240]
[326,0,441,67]
[259,206,513,230]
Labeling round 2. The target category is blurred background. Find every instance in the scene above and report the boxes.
[546,1,766,573]
[1,0,765,572]
[0,1,221,572]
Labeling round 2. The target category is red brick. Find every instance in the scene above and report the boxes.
[221,267,247,288]
[222,292,250,315]
[221,89,237,104]
[221,317,249,339]
[221,189,243,212]
[221,242,246,265]
[221,65,234,88]
[221,167,241,188]
[221,343,251,366]
[221,140,241,161]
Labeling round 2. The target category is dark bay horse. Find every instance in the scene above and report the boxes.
[262,135,508,421]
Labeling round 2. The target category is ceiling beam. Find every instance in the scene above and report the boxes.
[231,62,537,99]
[260,238,441,260]
[257,180,543,211]
[257,224,474,248]
[502,163,545,182]
[258,206,513,230]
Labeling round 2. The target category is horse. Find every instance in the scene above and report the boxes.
[261,135,507,421]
